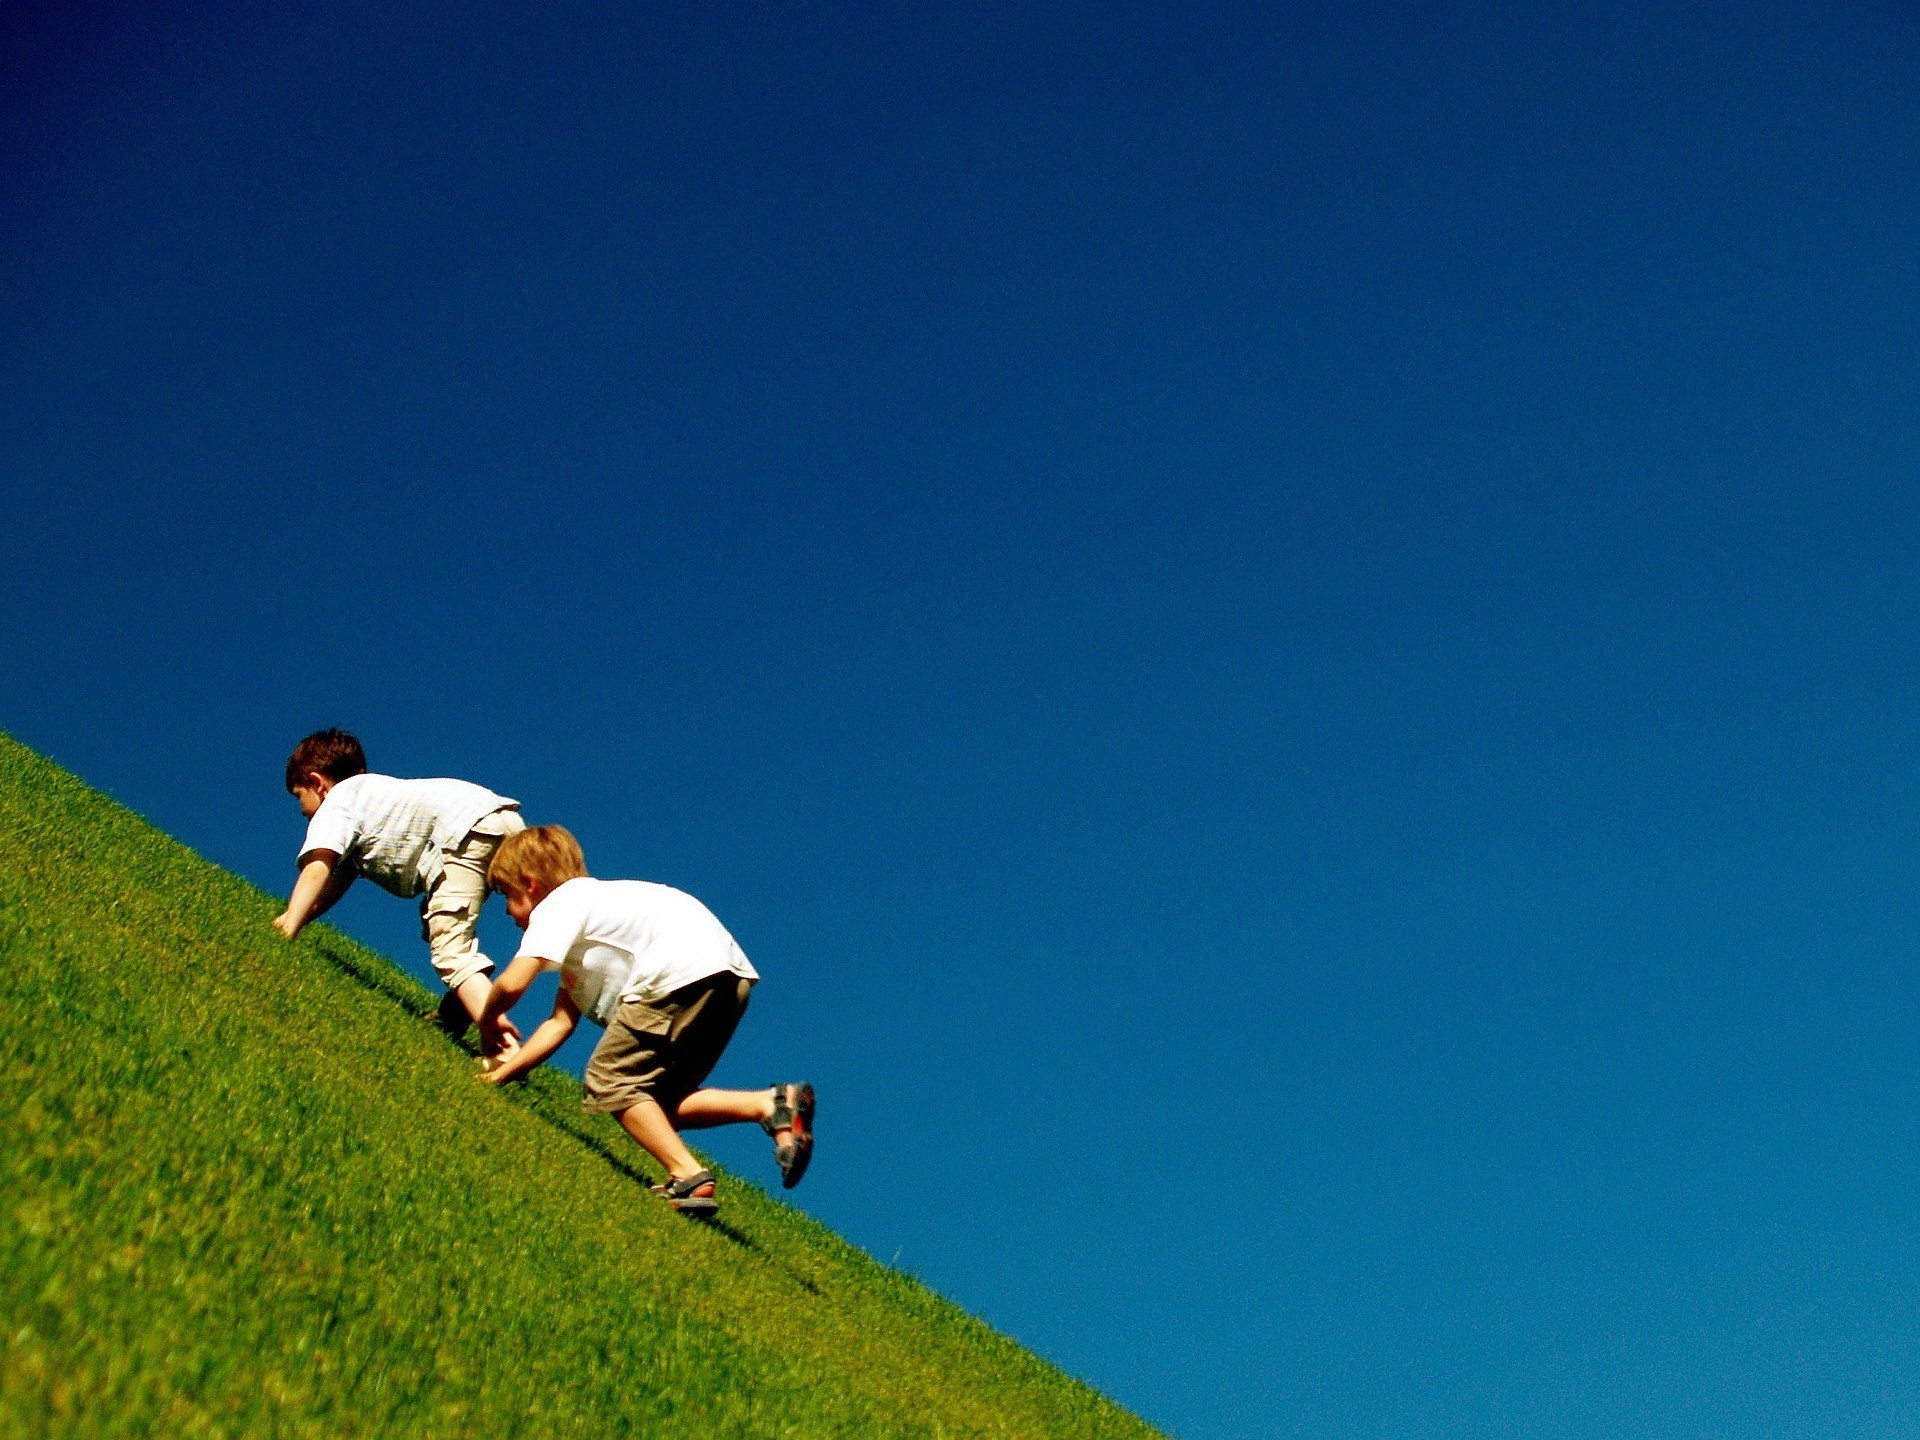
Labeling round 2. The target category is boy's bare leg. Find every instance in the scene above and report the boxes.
[671,1085,814,1191]
[616,1099,706,1181]
[674,1088,777,1131]
[453,972,494,1026]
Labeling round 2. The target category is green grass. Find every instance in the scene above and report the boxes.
[0,733,1165,1440]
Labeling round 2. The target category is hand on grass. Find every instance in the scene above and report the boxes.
[478,1054,523,1085]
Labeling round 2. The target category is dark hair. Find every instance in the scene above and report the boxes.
[285,729,367,791]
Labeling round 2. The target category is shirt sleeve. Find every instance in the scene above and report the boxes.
[300,791,357,862]
[515,887,583,970]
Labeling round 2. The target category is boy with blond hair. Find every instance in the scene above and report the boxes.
[480,824,813,1215]
[274,728,525,1053]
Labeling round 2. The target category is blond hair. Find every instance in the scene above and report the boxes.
[488,824,589,897]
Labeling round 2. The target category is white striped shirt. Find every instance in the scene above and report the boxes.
[299,773,517,898]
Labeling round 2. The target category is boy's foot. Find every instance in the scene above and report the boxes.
[761,1082,815,1189]
[434,989,471,1038]
[653,1169,718,1216]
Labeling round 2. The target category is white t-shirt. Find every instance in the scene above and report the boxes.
[513,876,758,1025]
[300,773,518,898]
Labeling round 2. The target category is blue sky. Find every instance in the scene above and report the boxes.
[6,3,1920,1437]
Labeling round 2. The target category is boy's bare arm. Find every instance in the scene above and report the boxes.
[478,951,542,1049]
[273,851,348,939]
[481,952,543,1022]
[484,988,579,1085]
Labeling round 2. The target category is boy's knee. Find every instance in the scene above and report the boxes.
[437,952,494,993]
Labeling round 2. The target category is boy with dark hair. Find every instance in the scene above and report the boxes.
[274,728,525,1052]
[480,824,814,1215]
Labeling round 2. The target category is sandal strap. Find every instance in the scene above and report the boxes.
[663,1168,715,1198]
[761,1083,793,1137]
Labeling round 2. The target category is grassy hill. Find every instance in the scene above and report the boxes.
[0,734,1164,1440]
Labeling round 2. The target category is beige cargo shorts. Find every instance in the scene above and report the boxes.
[419,808,525,990]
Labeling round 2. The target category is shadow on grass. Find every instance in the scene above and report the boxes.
[310,930,820,1291]
[311,934,486,1052]
[495,1085,830,1291]
[310,934,438,1024]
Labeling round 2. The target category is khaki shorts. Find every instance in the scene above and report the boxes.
[582,973,754,1116]
[419,808,525,991]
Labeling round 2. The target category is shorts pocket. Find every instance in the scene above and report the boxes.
[421,891,475,944]
[615,999,675,1037]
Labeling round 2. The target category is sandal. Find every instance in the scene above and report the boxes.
[761,1082,815,1189]
[654,1169,718,1216]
